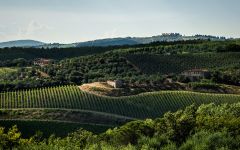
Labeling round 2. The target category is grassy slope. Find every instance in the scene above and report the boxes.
[0,86,240,119]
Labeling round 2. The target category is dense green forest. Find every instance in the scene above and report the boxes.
[0,102,239,149]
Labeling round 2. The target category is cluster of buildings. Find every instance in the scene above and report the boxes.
[181,69,210,81]
[33,58,52,67]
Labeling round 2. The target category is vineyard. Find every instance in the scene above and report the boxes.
[126,52,240,74]
[0,85,240,118]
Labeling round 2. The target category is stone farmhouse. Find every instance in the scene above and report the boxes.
[107,80,123,88]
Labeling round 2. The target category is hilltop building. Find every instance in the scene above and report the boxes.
[107,80,123,88]
[164,78,173,84]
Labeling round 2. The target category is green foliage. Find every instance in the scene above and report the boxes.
[1,103,240,149]
[211,68,240,86]
[179,131,239,150]
[0,120,109,138]
[188,82,222,91]
[0,46,115,61]
[102,119,155,145]
[160,105,197,144]
[46,53,141,83]
[196,103,240,136]
[126,53,240,75]
[110,40,235,55]
[137,135,177,150]
[0,125,25,149]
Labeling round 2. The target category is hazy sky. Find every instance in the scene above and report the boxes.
[0,0,239,43]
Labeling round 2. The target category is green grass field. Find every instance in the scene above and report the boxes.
[1,85,240,119]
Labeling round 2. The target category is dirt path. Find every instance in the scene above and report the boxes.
[79,82,115,96]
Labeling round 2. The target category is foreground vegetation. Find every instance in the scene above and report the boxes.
[0,85,240,118]
[0,120,110,138]
[0,102,239,149]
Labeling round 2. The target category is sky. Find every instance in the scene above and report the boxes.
[0,0,239,43]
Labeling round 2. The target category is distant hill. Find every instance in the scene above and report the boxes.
[1,34,227,48]
[0,40,45,48]
[76,33,226,47]
[77,37,139,47]
[36,33,227,48]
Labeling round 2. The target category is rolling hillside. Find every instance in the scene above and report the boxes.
[64,34,226,47]
[126,52,240,74]
[1,85,240,119]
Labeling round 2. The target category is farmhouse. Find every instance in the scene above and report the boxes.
[107,80,123,88]
[164,78,173,84]
[181,69,210,81]
[34,58,51,66]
